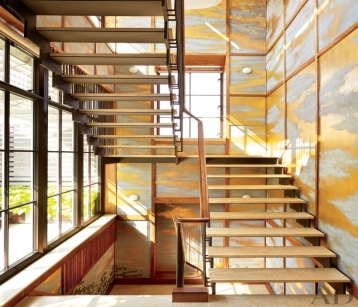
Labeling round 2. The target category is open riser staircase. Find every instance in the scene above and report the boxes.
[205,156,350,295]
[21,0,181,164]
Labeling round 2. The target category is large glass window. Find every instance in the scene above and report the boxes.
[159,70,223,138]
[184,71,222,138]
[0,92,35,269]
[47,107,75,243]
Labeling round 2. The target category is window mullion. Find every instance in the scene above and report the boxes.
[3,91,10,269]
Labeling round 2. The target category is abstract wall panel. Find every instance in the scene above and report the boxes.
[230,56,266,94]
[267,85,285,158]
[285,0,315,77]
[319,29,358,286]
[229,0,266,53]
[318,0,358,51]
[266,0,284,50]
[285,0,307,25]
[117,163,151,217]
[286,63,316,215]
[266,36,284,92]
[115,221,152,278]
[156,159,199,197]
[185,1,226,53]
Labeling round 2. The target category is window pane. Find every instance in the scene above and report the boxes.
[90,154,98,184]
[61,191,74,233]
[0,39,4,81]
[9,152,33,208]
[48,152,59,196]
[90,183,100,217]
[0,91,4,149]
[201,118,221,138]
[10,45,33,91]
[48,195,60,242]
[0,212,4,270]
[190,96,220,117]
[49,72,61,103]
[190,73,220,95]
[0,152,2,210]
[83,152,89,186]
[62,112,73,152]
[10,95,33,150]
[83,186,90,222]
[62,153,74,192]
[48,107,59,151]
[9,204,34,265]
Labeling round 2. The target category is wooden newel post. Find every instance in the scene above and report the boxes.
[176,222,185,288]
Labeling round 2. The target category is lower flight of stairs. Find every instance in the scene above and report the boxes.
[205,156,350,295]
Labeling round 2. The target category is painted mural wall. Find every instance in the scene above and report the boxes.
[266,0,358,294]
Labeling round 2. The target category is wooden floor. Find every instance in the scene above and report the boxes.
[15,294,358,307]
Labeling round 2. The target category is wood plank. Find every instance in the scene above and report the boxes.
[206,227,324,237]
[80,109,174,115]
[86,123,175,128]
[98,145,175,149]
[207,164,284,168]
[210,212,314,220]
[209,197,305,204]
[71,93,176,101]
[51,53,170,66]
[207,246,336,258]
[37,27,171,44]
[93,134,176,139]
[209,268,350,283]
[208,185,298,190]
[207,174,291,178]
[22,0,170,17]
[62,75,175,85]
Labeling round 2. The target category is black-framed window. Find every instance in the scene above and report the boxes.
[47,106,76,243]
[0,37,36,272]
[158,70,223,138]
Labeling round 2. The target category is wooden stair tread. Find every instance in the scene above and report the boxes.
[86,123,175,128]
[93,134,176,139]
[22,0,171,17]
[99,145,175,149]
[62,75,175,85]
[37,27,172,44]
[207,246,336,258]
[208,268,350,283]
[80,109,174,115]
[208,185,298,190]
[209,197,305,204]
[206,227,324,237]
[207,164,285,168]
[71,93,176,101]
[105,154,175,157]
[207,174,291,178]
[51,53,171,66]
[210,212,314,220]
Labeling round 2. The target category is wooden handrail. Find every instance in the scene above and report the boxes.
[183,109,210,219]
[174,217,210,223]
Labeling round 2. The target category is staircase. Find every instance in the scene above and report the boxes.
[205,156,350,295]
[21,0,181,164]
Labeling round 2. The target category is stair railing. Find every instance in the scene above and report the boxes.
[172,0,210,288]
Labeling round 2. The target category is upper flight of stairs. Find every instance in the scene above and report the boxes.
[205,156,350,295]
[21,0,179,164]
